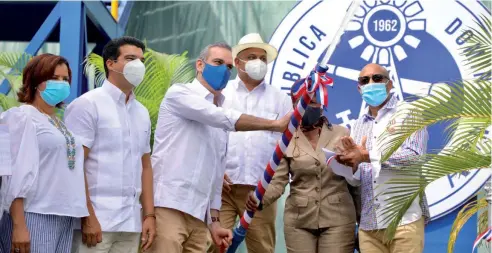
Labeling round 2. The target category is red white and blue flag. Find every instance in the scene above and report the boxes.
[472,227,491,252]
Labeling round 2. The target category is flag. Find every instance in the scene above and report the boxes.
[472,227,491,252]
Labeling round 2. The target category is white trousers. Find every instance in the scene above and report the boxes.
[71,230,140,253]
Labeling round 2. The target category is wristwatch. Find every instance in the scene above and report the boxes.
[211,216,220,223]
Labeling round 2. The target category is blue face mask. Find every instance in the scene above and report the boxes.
[40,80,71,106]
[361,83,388,107]
[202,63,231,91]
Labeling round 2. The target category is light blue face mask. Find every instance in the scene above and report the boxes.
[361,82,388,107]
[40,80,71,106]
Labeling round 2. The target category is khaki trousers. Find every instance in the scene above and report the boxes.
[283,223,356,253]
[148,207,209,253]
[359,218,425,253]
[208,184,277,253]
[71,231,140,253]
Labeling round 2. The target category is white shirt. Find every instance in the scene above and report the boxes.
[152,79,241,223]
[0,105,88,218]
[222,77,292,185]
[0,123,12,177]
[64,80,151,233]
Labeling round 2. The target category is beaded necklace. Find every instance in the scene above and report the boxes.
[44,113,76,170]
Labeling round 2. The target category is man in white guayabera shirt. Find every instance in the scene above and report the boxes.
[207,33,292,253]
[65,36,156,253]
[149,42,292,253]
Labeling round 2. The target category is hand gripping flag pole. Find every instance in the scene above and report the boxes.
[226,1,361,252]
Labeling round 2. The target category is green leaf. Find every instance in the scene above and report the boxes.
[378,146,491,242]
[0,93,20,111]
[83,53,106,88]
[0,52,33,95]
[379,80,491,162]
[461,14,491,77]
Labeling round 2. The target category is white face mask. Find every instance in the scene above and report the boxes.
[122,59,146,87]
[240,59,267,81]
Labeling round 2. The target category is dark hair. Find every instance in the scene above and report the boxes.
[18,53,72,108]
[102,36,146,77]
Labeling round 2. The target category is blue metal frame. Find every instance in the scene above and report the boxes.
[119,1,135,31]
[0,0,128,103]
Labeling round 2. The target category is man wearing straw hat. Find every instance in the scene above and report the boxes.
[208,33,292,253]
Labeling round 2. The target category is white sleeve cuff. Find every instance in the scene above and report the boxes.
[353,167,361,180]
[206,206,212,225]
[225,109,242,131]
[210,196,222,211]
[369,149,382,178]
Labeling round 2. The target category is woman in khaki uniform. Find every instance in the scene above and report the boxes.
[247,95,359,253]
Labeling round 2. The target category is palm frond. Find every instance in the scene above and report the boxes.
[0,52,33,95]
[461,14,491,77]
[478,210,489,243]
[0,52,32,75]
[0,93,20,111]
[134,49,194,148]
[83,53,106,88]
[380,80,491,162]
[378,146,491,241]
[448,198,488,253]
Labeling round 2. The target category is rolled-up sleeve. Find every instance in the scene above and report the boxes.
[64,97,96,148]
[165,86,242,131]
[144,120,151,154]
[0,108,39,209]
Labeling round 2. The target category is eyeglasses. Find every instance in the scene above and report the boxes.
[358,74,389,85]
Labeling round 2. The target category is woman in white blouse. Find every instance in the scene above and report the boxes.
[0,54,88,253]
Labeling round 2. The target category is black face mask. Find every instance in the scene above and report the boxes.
[301,106,322,128]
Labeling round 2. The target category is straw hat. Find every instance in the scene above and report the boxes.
[232,33,278,64]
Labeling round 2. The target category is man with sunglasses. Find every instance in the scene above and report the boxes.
[335,63,429,253]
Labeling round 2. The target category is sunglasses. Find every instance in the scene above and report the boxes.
[358,74,389,85]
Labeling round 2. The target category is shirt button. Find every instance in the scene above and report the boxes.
[316,175,321,179]
[315,161,321,166]
[375,121,378,124]
[315,187,320,192]
[373,181,377,183]
[315,200,319,205]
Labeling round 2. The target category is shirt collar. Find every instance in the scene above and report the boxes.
[233,75,266,92]
[102,80,135,104]
[191,78,225,106]
[363,93,398,121]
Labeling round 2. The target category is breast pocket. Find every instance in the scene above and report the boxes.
[137,126,150,154]
[254,111,280,162]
